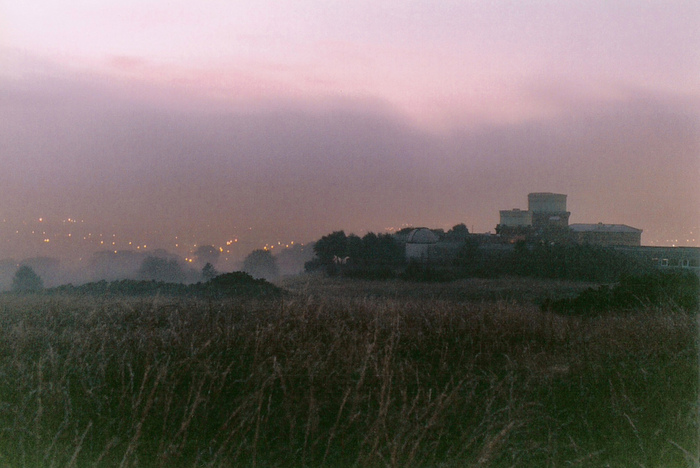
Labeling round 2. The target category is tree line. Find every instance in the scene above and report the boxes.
[304,231,405,279]
[303,228,658,283]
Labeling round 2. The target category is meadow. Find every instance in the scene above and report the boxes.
[0,276,696,467]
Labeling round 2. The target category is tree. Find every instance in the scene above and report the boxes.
[138,256,185,283]
[242,249,279,280]
[313,231,348,265]
[306,230,405,275]
[375,233,405,266]
[202,262,218,281]
[12,265,43,293]
[194,245,220,268]
[445,223,469,242]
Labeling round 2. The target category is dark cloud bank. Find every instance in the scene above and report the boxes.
[1,66,698,264]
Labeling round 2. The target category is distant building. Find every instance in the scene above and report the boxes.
[570,223,642,247]
[614,246,700,273]
[528,192,570,229]
[404,228,439,262]
[499,209,532,227]
[497,192,570,242]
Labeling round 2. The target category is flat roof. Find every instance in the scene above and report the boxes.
[570,223,642,233]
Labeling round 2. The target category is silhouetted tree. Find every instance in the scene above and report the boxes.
[194,245,220,267]
[376,233,405,266]
[12,265,43,293]
[313,231,348,265]
[202,262,218,281]
[306,230,405,275]
[445,223,469,242]
[242,249,279,280]
[346,234,363,260]
[138,256,185,283]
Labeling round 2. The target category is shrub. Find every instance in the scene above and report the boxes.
[544,270,700,315]
[200,271,283,298]
[46,273,283,299]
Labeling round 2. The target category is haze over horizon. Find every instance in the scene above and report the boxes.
[2,1,699,267]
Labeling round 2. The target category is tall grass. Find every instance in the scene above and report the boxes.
[0,286,696,466]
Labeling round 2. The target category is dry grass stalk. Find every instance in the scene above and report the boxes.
[0,280,695,467]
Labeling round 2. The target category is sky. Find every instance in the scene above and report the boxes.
[1,1,699,267]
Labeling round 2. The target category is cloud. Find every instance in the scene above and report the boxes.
[0,56,698,260]
[108,55,149,71]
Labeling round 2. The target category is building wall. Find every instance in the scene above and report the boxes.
[528,193,567,213]
[406,243,432,261]
[499,209,532,227]
[614,246,700,274]
[528,193,570,228]
[532,211,571,229]
[573,230,641,247]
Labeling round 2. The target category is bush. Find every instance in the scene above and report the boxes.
[200,272,283,299]
[46,273,282,299]
[544,271,700,315]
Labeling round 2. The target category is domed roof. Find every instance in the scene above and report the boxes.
[406,228,439,244]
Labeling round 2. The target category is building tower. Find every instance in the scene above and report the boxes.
[528,192,570,229]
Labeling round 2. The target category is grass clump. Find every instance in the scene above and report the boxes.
[0,279,696,466]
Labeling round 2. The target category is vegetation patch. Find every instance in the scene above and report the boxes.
[543,271,700,315]
[304,228,659,284]
[399,262,457,282]
[43,272,283,299]
[0,279,696,467]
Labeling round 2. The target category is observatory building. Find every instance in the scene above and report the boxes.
[497,192,642,246]
[404,228,439,261]
[528,192,570,229]
[498,208,532,228]
[569,223,642,247]
[498,192,570,230]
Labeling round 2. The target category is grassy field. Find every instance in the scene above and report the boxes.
[0,277,696,467]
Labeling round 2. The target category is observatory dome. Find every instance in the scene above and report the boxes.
[406,228,439,244]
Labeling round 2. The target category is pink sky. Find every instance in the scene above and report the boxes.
[4,2,697,125]
[1,1,699,263]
